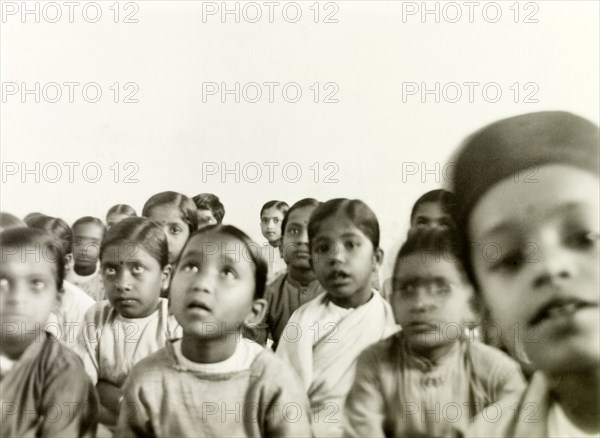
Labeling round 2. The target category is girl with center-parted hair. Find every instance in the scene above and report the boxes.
[75,217,181,429]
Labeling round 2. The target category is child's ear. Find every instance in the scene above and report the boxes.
[372,248,384,269]
[55,284,65,311]
[64,253,74,269]
[161,264,172,292]
[244,298,267,328]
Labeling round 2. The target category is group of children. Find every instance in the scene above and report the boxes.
[1,111,598,437]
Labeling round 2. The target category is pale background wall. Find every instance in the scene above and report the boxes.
[1,0,598,279]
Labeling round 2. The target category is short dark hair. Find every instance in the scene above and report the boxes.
[308,198,380,249]
[260,200,289,218]
[101,217,169,268]
[0,212,26,230]
[409,189,456,222]
[143,191,198,233]
[72,216,105,232]
[192,193,225,223]
[27,215,73,254]
[106,204,137,219]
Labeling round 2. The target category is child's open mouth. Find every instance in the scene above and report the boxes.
[528,298,597,328]
[328,270,351,284]
[187,301,211,312]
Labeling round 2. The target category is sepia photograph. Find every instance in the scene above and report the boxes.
[1,1,599,437]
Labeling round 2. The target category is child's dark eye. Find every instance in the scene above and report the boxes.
[132,265,144,275]
[491,251,524,273]
[433,283,451,295]
[273,218,280,224]
[439,219,452,229]
[170,226,182,235]
[220,267,237,279]
[104,267,117,276]
[570,231,600,250]
[31,279,46,290]
[314,243,332,254]
[398,284,416,297]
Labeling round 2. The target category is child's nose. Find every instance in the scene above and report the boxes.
[190,271,215,294]
[531,237,578,289]
[115,270,133,292]
[411,289,436,313]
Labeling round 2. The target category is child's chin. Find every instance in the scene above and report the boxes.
[527,332,600,374]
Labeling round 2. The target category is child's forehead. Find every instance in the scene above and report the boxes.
[471,164,599,238]
[101,242,152,263]
[313,214,365,238]
[414,202,447,218]
[1,250,58,277]
[148,204,185,223]
[186,232,246,255]
[396,252,460,276]
[73,222,103,238]
[287,206,315,224]
[262,206,284,218]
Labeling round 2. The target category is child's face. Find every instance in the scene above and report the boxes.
[470,164,599,375]
[410,202,453,233]
[106,213,130,230]
[197,209,217,230]
[170,231,264,339]
[311,214,380,306]
[0,249,61,350]
[147,205,191,264]
[260,207,284,244]
[392,254,473,352]
[72,222,104,267]
[101,243,169,318]
[282,206,317,270]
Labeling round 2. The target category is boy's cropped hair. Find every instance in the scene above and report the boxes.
[192,193,225,223]
[72,216,106,231]
[0,227,66,290]
[260,200,289,217]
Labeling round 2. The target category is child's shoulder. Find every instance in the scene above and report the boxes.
[39,335,89,377]
[467,340,522,373]
[127,345,173,381]
[250,342,298,378]
[357,333,398,365]
[83,299,113,319]
[288,291,328,319]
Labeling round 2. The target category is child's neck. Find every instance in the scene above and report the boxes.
[330,284,373,309]
[550,366,600,433]
[181,333,238,364]
[411,341,458,364]
[288,266,316,286]
[74,262,96,276]
[1,333,43,361]
[269,238,282,248]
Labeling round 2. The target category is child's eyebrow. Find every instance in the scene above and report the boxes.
[222,254,239,265]
[180,250,203,260]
